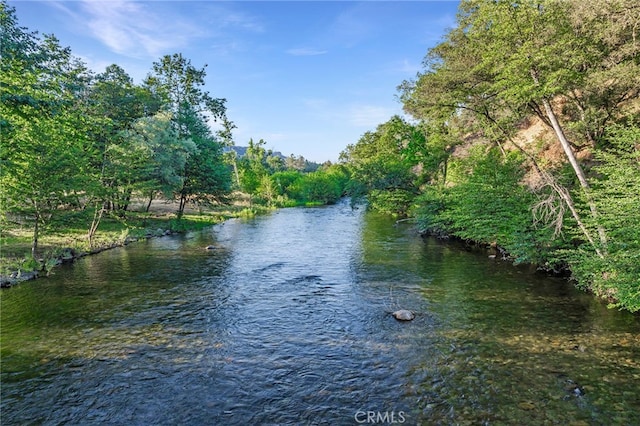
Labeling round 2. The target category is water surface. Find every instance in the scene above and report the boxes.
[2,201,639,425]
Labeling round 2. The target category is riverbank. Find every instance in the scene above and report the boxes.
[0,196,271,288]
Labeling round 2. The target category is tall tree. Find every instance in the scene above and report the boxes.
[340,116,423,216]
[401,0,639,257]
[85,64,160,216]
[1,2,93,256]
[144,53,230,216]
[238,138,269,198]
[117,112,197,213]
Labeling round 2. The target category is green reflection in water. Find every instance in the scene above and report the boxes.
[1,210,638,425]
[1,231,232,384]
[382,220,640,425]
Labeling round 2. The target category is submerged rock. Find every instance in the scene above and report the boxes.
[392,309,415,321]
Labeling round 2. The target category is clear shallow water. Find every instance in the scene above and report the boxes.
[1,200,639,425]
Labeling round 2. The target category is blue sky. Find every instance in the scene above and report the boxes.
[9,0,459,162]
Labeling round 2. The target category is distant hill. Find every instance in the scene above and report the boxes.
[224,146,286,160]
[224,146,322,172]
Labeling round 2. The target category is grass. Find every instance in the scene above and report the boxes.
[0,195,272,279]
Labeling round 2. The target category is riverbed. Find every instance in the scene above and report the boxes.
[1,200,638,424]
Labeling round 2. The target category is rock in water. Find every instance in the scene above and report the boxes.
[392,310,415,321]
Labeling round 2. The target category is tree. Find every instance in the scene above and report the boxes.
[397,0,640,309]
[179,104,231,212]
[285,154,307,171]
[570,125,640,311]
[401,0,640,257]
[85,64,161,217]
[144,53,231,216]
[119,112,197,212]
[340,116,422,215]
[216,116,241,188]
[1,2,93,256]
[238,138,269,200]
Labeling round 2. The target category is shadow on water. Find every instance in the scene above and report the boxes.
[1,202,639,425]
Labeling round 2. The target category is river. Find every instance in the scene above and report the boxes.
[1,200,639,425]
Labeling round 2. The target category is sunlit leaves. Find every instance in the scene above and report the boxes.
[571,125,640,311]
[1,2,93,254]
[144,54,231,214]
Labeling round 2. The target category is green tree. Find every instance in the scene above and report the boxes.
[1,2,93,256]
[119,112,197,211]
[144,53,231,216]
[178,104,231,212]
[270,170,304,200]
[295,169,345,205]
[238,138,269,199]
[399,0,640,309]
[402,0,639,257]
[285,154,307,171]
[86,64,160,214]
[340,116,422,216]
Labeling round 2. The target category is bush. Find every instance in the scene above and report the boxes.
[415,147,555,264]
[567,125,640,311]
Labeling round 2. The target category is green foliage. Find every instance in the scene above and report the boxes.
[0,2,94,255]
[234,139,347,207]
[257,166,348,207]
[395,0,640,310]
[340,116,423,216]
[238,138,270,196]
[568,125,640,311]
[415,147,553,264]
[294,170,344,205]
[1,4,236,254]
[270,170,304,197]
[121,112,197,197]
[84,64,161,213]
[144,53,231,216]
[368,189,416,218]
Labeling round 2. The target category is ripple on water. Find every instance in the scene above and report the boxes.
[1,202,639,425]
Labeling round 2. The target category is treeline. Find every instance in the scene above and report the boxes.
[0,1,347,259]
[231,138,348,208]
[340,0,640,312]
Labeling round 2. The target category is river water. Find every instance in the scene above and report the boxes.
[1,200,639,425]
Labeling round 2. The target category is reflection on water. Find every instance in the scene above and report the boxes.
[1,200,639,425]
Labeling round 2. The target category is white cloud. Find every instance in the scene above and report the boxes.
[52,0,262,60]
[72,0,200,58]
[286,47,327,56]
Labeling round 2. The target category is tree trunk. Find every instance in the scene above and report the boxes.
[31,210,39,259]
[233,160,241,187]
[88,203,105,249]
[478,109,606,258]
[146,191,154,212]
[177,192,187,219]
[531,68,608,254]
[540,97,590,188]
[540,97,608,254]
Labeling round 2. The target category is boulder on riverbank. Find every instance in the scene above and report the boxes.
[0,270,39,288]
